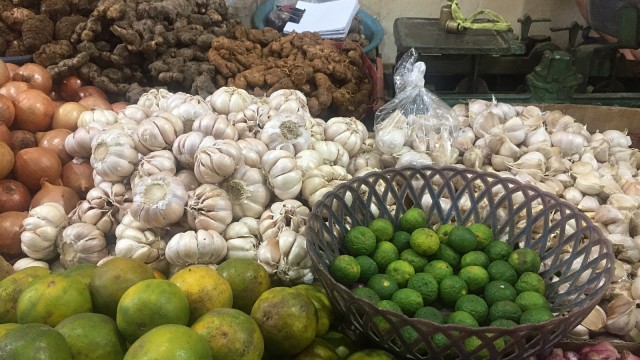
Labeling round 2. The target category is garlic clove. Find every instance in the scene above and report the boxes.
[490,154,513,172]
[581,305,606,332]
[568,324,590,340]
[631,276,640,300]
[605,294,637,335]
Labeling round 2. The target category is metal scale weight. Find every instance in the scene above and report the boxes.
[393,1,640,107]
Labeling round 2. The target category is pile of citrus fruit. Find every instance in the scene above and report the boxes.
[0,256,394,360]
[329,207,555,337]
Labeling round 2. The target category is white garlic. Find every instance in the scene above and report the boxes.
[191,113,239,141]
[374,110,408,156]
[237,138,269,169]
[324,117,368,157]
[259,200,310,241]
[395,150,433,167]
[20,203,68,260]
[551,130,588,156]
[602,129,632,148]
[301,165,352,208]
[134,111,184,154]
[186,184,233,233]
[118,104,151,123]
[194,139,244,184]
[90,129,140,182]
[260,113,311,155]
[574,172,604,195]
[172,131,205,169]
[308,141,350,168]
[77,109,119,128]
[160,93,212,133]
[57,223,108,269]
[12,257,50,271]
[462,145,488,169]
[114,211,166,265]
[524,125,551,147]
[261,149,302,200]
[452,127,476,152]
[165,230,228,269]
[577,196,600,212]
[130,173,188,228]
[224,217,261,261]
[222,165,271,220]
[562,187,584,206]
[207,87,253,115]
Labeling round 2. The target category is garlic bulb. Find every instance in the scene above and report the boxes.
[551,130,588,156]
[165,230,228,269]
[306,117,326,142]
[260,113,311,155]
[175,169,200,191]
[207,87,253,115]
[374,110,408,156]
[276,229,314,285]
[65,126,104,158]
[172,131,205,169]
[160,93,211,132]
[21,203,68,260]
[224,217,261,261]
[138,88,172,111]
[261,149,302,200]
[301,165,352,208]
[77,109,119,128]
[56,223,108,269]
[602,130,632,148]
[452,127,476,152]
[115,211,166,265]
[308,141,350,168]
[470,109,500,138]
[134,111,184,154]
[118,104,150,123]
[257,238,280,274]
[268,89,308,114]
[295,149,325,177]
[90,129,140,182]
[228,111,259,139]
[324,117,368,156]
[191,113,238,141]
[237,138,268,168]
[130,173,188,228]
[71,181,132,235]
[222,165,270,220]
[134,150,177,179]
[347,151,382,176]
[194,139,244,184]
[186,184,233,233]
[259,200,310,241]
[462,145,488,169]
[605,294,636,335]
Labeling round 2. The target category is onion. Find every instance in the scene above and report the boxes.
[30,180,80,214]
[0,211,28,259]
[111,101,128,112]
[59,75,83,101]
[79,95,112,110]
[0,59,9,87]
[12,63,52,94]
[0,94,14,127]
[12,88,55,132]
[0,141,13,178]
[0,123,11,148]
[62,158,94,197]
[77,86,107,100]
[0,81,33,101]
[5,63,19,78]
[0,179,31,212]
[36,129,72,164]
[13,147,62,192]
[10,130,36,153]
[52,102,87,131]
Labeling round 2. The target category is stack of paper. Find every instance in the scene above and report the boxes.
[283,0,360,39]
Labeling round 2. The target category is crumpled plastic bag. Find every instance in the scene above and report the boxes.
[374,48,460,166]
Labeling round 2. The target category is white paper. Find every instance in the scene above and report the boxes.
[283,0,360,38]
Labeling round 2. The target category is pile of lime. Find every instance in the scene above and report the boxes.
[329,208,554,332]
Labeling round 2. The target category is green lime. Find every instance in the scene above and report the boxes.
[484,280,517,307]
[344,226,377,256]
[391,288,424,316]
[514,272,546,295]
[490,319,518,328]
[391,231,412,252]
[330,255,360,287]
[515,291,550,312]
[447,310,479,327]
[352,287,381,304]
[487,260,518,285]
[414,306,445,323]
[424,260,454,283]
[400,249,429,274]
[410,228,440,256]
[488,300,523,323]
[346,349,395,360]
[508,248,541,275]
[385,260,415,288]
[458,266,490,294]
[464,335,495,359]
[431,332,450,350]
[439,275,468,307]
[371,241,399,272]
[484,241,513,262]
[431,243,460,269]
[367,274,399,300]
[376,300,402,313]
[468,223,494,250]
[435,223,455,244]
[460,251,490,268]
[369,218,395,243]
[447,226,477,254]
[398,208,427,233]
[455,294,489,325]
[519,308,554,324]
[407,273,438,304]
[355,256,378,283]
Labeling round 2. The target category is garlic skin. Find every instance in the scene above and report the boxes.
[259,200,310,241]
[396,150,433,167]
[296,149,325,176]
[57,223,108,269]
[65,126,104,158]
[462,145,488,169]
[194,139,244,184]
[452,127,476,152]
[186,184,233,234]
[374,110,408,156]
[237,138,268,169]
[229,111,260,139]
[222,165,270,220]
[12,257,50,271]
[133,150,177,183]
[77,109,119,128]
[207,87,253,115]
[324,117,368,156]
[138,88,172,111]
[90,129,140,183]
[551,130,588,156]
[172,131,205,169]
[134,111,184,154]
[602,129,632,148]
[301,165,352,208]
[130,173,188,228]
[224,217,261,261]
[20,203,68,260]
[160,93,212,133]
[165,230,228,270]
[605,294,637,335]
[118,104,151,123]
[70,181,132,236]
[347,151,382,176]
[115,211,166,265]
[260,113,311,155]
[191,113,239,141]
[276,229,314,284]
[524,125,551,147]
[308,141,350,168]
[261,149,302,200]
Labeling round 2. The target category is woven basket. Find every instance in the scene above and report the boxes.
[306,166,615,360]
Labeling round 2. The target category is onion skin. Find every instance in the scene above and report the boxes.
[79,95,111,110]
[76,86,107,100]
[52,102,87,131]
[10,130,36,153]
[5,63,18,78]
[0,81,33,101]
[30,180,80,214]
[59,75,83,101]
[111,102,128,112]
[0,59,9,87]
[0,211,27,259]
[61,158,94,198]
[36,129,72,165]
[0,141,13,179]
[0,123,11,149]
[0,179,31,213]
[12,89,55,133]
[0,94,15,127]
[13,147,62,192]
[12,63,53,94]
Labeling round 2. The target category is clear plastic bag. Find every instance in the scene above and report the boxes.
[374,49,460,165]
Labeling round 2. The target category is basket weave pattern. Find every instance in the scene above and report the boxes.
[306,166,615,360]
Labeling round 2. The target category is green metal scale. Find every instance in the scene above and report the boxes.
[393,2,640,107]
